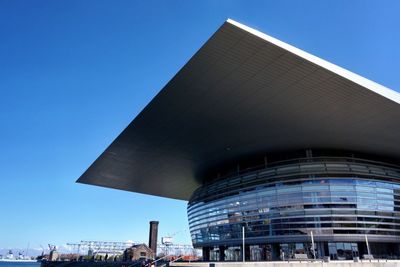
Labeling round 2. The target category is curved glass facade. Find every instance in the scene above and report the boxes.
[188,153,400,260]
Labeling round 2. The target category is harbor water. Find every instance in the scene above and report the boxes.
[0,262,40,267]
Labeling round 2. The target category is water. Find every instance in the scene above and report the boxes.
[0,263,40,267]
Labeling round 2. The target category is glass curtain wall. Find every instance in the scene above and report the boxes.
[189,155,400,260]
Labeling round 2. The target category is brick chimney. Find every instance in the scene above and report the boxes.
[148,221,159,256]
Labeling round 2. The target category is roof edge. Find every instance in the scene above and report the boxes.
[226,18,400,105]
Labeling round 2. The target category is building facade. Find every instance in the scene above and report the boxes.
[77,20,400,261]
[188,150,400,260]
[123,244,154,261]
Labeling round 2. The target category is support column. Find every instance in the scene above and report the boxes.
[245,245,250,261]
[219,246,225,261]
[202,247,210,261]
[271,244,280,261]
[316,242,325,259]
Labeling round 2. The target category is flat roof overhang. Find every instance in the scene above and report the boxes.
[77,19,400,201]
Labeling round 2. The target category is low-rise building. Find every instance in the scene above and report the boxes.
[123,244,154,261]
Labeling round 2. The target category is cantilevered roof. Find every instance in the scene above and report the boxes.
[77,19,400,200]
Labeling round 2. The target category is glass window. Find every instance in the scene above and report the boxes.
[357,192,374,198]
[356,180,375,186]
[356,186,375,192]
[188,163,400,247]
[329,179,353,184]
[302,185,329,191]
[330,185,354,191]
[277,186,301,194]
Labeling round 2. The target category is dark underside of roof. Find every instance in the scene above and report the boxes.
[77,20,400,201]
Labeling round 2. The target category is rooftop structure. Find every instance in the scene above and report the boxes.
[78,19,400,260]
[78,19,400,201]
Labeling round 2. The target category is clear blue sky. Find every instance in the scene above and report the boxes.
[1,0,399,250]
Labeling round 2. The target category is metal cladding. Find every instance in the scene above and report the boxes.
[148,221,159,256]
[76,19,400,201]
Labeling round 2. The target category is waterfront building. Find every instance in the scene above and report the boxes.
[123,244,154,261]
[78,19,400,260]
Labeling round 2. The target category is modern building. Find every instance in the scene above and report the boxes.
[77,19,400,261]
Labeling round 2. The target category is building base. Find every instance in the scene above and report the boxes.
[201,242,400,261]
